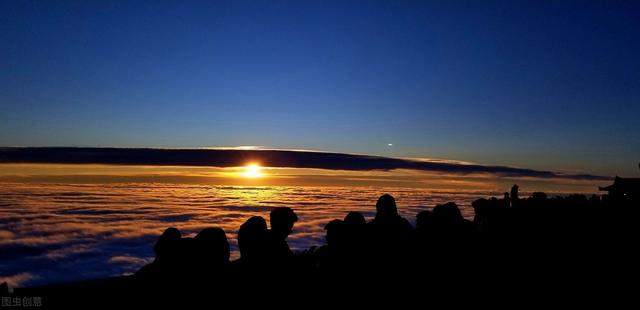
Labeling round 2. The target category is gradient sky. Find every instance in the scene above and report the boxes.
[1,1,639,176]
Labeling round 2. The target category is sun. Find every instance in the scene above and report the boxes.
[242,163,263,178]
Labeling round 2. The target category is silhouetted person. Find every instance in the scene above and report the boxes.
[137,226,231,284]
[368,194,412,268]
[136,227,182,278]
[320,211,368,273]
[432,202,470,233]
[154,227,181,260]
[428,202,475,272]
[342,211,367,259]
[511,184,519,207]
[324,219,346,254]
[237,216,269,265]
[266,207,298,263]
[413,209,436,260]
[344,211,366,225]
[337,212,367,251]
[431,202,475,246]
[194,227,230,267]
[371,194,412,231]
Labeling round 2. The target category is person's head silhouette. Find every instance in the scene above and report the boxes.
[154,227,181,260]
[375,194,398,222]
[324,219,345,248]
[270,207,298,240]
[432,202,464,227]
[238,216,268,261]
[195,227,230,264]
[416,210,435,232]
[344,211,366,225]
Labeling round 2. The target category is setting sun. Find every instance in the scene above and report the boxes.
[242,163,263,178]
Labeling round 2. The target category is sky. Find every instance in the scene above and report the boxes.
[1,1,639,177]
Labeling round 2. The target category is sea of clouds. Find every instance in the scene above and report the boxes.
[0,182,495,287]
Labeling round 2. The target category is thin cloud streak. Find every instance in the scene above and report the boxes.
[0,147,609,180]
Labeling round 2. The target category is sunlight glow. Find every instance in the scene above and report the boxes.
[242,163,263,178]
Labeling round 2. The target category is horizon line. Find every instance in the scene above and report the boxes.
[0,146,611,181]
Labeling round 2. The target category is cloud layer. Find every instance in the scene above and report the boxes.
[0,183,487,287]
[0,147,609,180]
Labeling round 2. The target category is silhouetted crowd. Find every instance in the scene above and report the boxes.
[9,185,640,307]
[130,185,639,288]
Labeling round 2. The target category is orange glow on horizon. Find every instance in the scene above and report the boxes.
[0,163,603,193]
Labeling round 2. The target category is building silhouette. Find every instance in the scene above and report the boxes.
[599,176,640,201]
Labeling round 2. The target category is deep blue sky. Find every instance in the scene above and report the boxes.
[1,1,638,176]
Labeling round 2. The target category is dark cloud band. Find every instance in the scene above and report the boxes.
[0,147,609,180]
